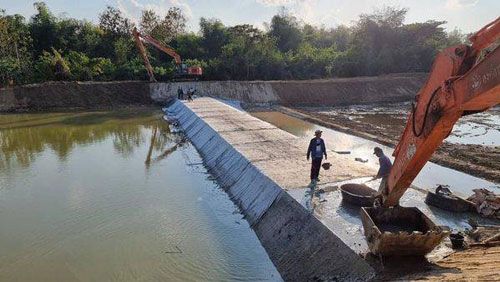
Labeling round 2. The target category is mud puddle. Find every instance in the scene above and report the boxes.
[311,103,499,146]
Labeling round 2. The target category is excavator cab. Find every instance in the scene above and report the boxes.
[175,64,202,80]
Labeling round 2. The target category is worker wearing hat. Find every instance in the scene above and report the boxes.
[306,129,327,184]
[372,147,393,200]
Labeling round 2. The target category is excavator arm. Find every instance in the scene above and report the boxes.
[384,17,500,207]
[132,27,183,82]
[133,28,156,82]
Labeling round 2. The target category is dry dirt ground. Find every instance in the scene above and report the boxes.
[398,246,500,281]
[277,105,500,183]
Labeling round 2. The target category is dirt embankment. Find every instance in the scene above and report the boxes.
[277,106,500,183]
[401,246,500,281]
[271,73,428,106]
[0,81,154,112]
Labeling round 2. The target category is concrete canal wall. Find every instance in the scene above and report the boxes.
[152,73,427,106]
[166,98,376,281]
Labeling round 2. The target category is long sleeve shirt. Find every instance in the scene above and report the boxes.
[307,138,327,160]
[377,154,393,178]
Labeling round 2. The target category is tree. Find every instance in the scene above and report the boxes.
[160,7,186,42]
[171,33,204,59]
[30,2,58,56]
[99,6,133,36]
[199,18,228,59]
[269,9,303,52]
[33,48,70,81]
[0,4,468,84]
[139,7,186,44]
[0,10,33,85]
[140,9,160,35]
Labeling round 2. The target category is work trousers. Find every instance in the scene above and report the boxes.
[310,158,322,180]
[378,176,389,198]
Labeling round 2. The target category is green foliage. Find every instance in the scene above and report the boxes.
[269,9,303,52]
[0,10,33,85]
[0,58,23,86]
[199,18,228,59]
[98,6,132,36]
[0,2,469,85]
[65,51,114,81]
[139,7,186,44]
[33,48,70,81]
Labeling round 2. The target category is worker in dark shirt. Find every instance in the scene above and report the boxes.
[307,130,327,184]
[177,87,184,100]
[373,147,393,198]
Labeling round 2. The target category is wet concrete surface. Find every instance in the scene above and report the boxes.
[251,111,499,254]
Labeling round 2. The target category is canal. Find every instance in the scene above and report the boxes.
[0,109,280,281]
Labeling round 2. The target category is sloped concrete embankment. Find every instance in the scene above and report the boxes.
[166,99,375,281]
[0,81,153,112]
[152,73,427,106]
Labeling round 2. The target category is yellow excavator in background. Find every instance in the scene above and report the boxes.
[132,27,202,82]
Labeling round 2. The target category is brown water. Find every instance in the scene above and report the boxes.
[0,110,280,281]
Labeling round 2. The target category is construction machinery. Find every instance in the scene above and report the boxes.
[360,17,500,256]
[132,27,202,82]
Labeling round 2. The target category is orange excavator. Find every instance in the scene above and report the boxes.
[132,27,202,82]
[360,17,499,256]
[383,17,500,207]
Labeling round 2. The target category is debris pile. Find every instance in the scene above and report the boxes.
[467,189,500,219]
[466,219,500,247]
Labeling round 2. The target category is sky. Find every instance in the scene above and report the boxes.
[1,0,499,33]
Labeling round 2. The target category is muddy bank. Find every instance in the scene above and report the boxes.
[277,105,499,183]
[0,81,153,112]
[151,73,428,106]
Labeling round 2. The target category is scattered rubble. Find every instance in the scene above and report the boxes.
[467,189,500,219]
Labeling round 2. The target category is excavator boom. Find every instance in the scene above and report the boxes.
[132,27,202,82]
[133,27,156,82]
[384,17,500,207]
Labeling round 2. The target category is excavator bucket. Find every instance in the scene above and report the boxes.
[361,206,449,256]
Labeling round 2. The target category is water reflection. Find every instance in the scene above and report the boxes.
[0,110,176,171]
[0,109,280,281]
